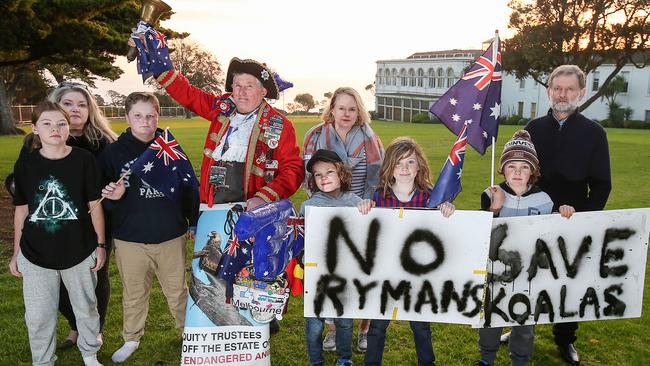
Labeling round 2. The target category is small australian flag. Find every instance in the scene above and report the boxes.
[132,23,173,81]
[428,123,469,207]
[131,129,198,202]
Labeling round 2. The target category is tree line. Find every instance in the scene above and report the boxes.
[1,0,648,135]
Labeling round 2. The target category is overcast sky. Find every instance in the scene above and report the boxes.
[94,0,512,109]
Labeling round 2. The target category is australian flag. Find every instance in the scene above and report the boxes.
[430,34,501,155]
[131,129,198,202]
[216,232,253,301]
[427,123,469,208]
[132,22,173,81]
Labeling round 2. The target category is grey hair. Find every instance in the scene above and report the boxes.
[547,65,586,90]
[232,72,264,88]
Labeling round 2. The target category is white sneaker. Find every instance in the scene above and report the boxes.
[500,331,511,344]
[357,331,368,353]
[83,354,103,366]
[111,341,140,363]
[322,330,336,351]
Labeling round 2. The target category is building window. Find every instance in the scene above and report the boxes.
[384,69,390,86]
[519,78,525,89]
[446,68,454,88]
[408,69,416,87]
[392,69,398,86]
[436,68,444,88]
[645,110,650,122]
[592,71,600,92]
[427,68,435,88]
[377,69,383,85]
[621,71,629,93]
[417,68,424,87]
[400,69,407,86]
[530,102,537,119]
[517,102,524,116]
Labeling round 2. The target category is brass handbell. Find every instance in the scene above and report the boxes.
[127,0,172,62]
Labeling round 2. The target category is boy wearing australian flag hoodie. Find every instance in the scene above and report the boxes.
[99,92,199,363]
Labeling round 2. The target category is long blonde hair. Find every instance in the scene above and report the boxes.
[378,137,432,193]
[321,87,371,125]
[49,83,117,148]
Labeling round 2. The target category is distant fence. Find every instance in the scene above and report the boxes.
[12,105,189,124]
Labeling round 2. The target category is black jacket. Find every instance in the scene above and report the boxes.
[99,128,199,243]
[525,110,611,212]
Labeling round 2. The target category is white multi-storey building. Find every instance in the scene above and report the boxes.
[375,49,481,122]
[375,50,650,122]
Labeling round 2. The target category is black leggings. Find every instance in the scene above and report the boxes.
[553,321,578,346]
[58,243,112,332]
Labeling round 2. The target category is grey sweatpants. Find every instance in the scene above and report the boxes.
[18,251,101,366]
[478,325,534,366]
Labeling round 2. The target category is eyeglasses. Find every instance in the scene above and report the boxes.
[57,81,91,91]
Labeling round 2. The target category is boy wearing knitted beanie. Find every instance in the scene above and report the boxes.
[475,130,575,366]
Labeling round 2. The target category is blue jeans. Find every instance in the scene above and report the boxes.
[306,317,353,366]
[364,319,435,366]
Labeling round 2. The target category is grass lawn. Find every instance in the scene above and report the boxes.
[0,116,649,365]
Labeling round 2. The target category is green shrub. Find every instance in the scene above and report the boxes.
[502,115,525,125]
[624,120,650,129]
[411,112,432,124]
[608,102,625,128]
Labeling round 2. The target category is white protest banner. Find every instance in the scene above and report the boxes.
[181,204,270,366]
[479,208,650,328]
[303,206,493,324]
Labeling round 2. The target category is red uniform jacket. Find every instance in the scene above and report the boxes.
[157,70,304,205]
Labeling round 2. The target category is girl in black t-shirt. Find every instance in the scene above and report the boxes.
[15,82,117,349]
[10,101,106,366]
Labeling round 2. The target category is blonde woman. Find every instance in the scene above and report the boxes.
[303,87,384,200]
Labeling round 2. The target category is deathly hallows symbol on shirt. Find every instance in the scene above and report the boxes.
[30,177,78,227]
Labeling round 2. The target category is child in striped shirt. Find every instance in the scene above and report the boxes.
[364,137,455,366]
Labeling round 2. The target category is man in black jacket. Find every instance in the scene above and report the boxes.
[525,65,612,365]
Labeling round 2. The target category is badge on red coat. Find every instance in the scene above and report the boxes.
[214,97,236,116]
[267,138,279,149]
[264,171,274,183]
[265,160,279,170]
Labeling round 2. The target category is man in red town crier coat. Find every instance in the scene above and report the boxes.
[155,58,304,209]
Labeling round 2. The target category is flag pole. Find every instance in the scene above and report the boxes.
[88,169,131,214]
[490,136,496,187]
[490,29,500,188]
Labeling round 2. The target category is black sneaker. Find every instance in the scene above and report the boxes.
[558,343,580,365]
